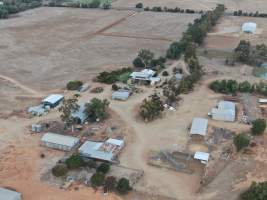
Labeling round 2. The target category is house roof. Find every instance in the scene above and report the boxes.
[0,188,21,200]
[112,90,130,100]
[41,133,79,147]
[194,151,210,162]
[130,69,156,80]
[218,101,235,112]
[259,98,267,103]
[106,138,124,146]
[42,94,63,104]
[190,118,208,136]
[79,141,114,161]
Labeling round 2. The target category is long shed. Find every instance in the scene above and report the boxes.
[0,188,21,200]
[42,94,64,108]
[190,118,208,136]
[211,101,235,122]
[41,133,80,151]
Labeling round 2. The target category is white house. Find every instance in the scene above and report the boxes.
[211,101,236,122]
[242,22,257,33]
[0,188,21,200]
[41,133,80,151]
[190,118,208,137]
[130,69,156,81]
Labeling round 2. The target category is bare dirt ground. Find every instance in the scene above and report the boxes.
[113,0,267,12]
[204,16,267,51]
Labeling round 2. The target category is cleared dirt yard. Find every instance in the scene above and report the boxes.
[113,0,267,12]
[0,7,197,91]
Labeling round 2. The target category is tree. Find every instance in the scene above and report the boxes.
[116,178,131,194]
[234,40,251,63]
[135,2,143,8]
[91,172,105,187]
[240,181,267,200]
[104,176,117,191]
[166,42,183,59]
[139,93,164,121]
[239,81,252,93]
[84,98,109,122]
[251,119,266,135]
[65,154,84,169]
[102,0,111,9]
[58,95,80,127]
[233,133,250,151]
[133,57,145,68]
[52,164,68,177]
[88,0,101,8]
[66,80,83,90]
[96,163,110,174]
[162,71,169,76]
[138,49,154,67]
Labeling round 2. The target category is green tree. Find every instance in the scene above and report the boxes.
[239,81,252,93]
[251,119,266,135]
[166,42,183,59]
[66,80,83,90]
[234,40,251,63]
[133,57,145,68]
[102,0,111,9]
[240,181,267,200]
[233,133,250,151]
[65,154,84,169]
[88,0,101,8]
[58,95,80,127]
[139,93,164,121]
[84,98,109,122]
[116,178,131,194]
[52,164,68,177]
[96,163,110,174]
[138,49,154,67]
[91,172,105,187]
[135,2,143,8]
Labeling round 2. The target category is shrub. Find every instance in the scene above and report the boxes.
[240,181,267,200]
[96,163,110,174]
[116,178,131,194]
[135,2,143,8]
[112,84,119,91]
[91,172,105,187]
[65,154,84,169]
[104,176,117,191]
[52,164,68,177]
[239,81,252,93]
[91,87,104,93]
[234,133,250,151]
[162,71,169,76]
[66,80,83,90]
[102,0,111,9]
[251,119,266,135]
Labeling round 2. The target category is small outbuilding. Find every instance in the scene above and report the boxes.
[190,118,208,137]
[0,188,21,200]
[211,101,236,122]
[242,22,257,34]
[194,151,210,164]
[112,90,130,101]
[41,132,80,151]
[42,94,64,108]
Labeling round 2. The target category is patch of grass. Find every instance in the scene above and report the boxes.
[118,71,131,83]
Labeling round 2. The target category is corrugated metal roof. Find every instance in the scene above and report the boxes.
[190,118,208,136]
[79,141,113,161]
[71,103,87,123]
[242,22,257,33]
[194,151,209,161]
[218,101,235,112]
[112,90,130,100]
[0,188,21,200]
[42,94,63,104]
[106,138,124,147]
[41,133,79,147]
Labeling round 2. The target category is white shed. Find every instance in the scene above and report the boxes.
[0,188,21,200]
[194,151,210,164]
[42,94,64,108]
[41,133,80,151]
[106,138,124,149]
[211,101,235,122]
[112,90,130,101]
[242,22,257,33]
[190,118,208,136]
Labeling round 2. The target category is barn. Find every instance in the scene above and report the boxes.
[42,94,64,108]
[41,133,80,151]
[0,188,21,200]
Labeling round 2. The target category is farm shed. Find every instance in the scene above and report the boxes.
[190,118,208,136]
[71,103,88,124]
[0,188,21,200]
[211,101,236,122]
[42,94,64,108]
[242,22,257,33]
[112,90,130,101]
[194,152,210,164]
[106,138,124,149]
[41,133,80,151]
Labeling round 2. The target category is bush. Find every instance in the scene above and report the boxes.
[166,42,183,59]
[240,181,267,200]
[102,0,111,9]
[116,178,131,194]
[251,119,266,135]
[84,98,109,122]
[97,68,132,84]
[88,0,101,8]
[96,163,110,174]
[66,80,83,90]
[133,57,145,68]
[162,71,169,76]
[52,164,68,177]
[104,176,117,191]
[234,133,250,151]
[65,154,84,169]
[91,87,104,93]
[135,2,143,8]
[112,84,119,91]
[91,172,105,187]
